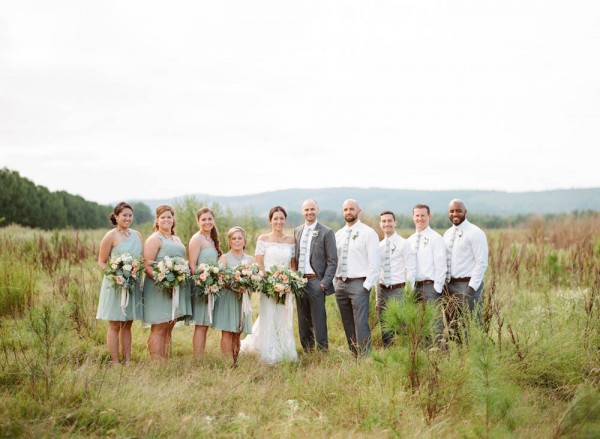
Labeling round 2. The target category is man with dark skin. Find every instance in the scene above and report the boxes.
[443,199,488,339]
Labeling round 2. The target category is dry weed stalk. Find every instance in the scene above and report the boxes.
[507,324,524,361]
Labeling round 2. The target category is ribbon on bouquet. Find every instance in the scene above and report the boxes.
[171,285,180,321]
[284,292,294,331]
[238,290,252,332]
[207,291,215,324]
[120,286,130,316]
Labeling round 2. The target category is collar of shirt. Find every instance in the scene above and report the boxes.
[381,232,400,244]
[343,219,361,232]
[304,220,318,234]
[412,226,432,239]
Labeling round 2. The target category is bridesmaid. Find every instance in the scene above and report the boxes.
[188,207,222,358]
[214,227,254,359]
[142,205,192,361]
[97,202,143,365]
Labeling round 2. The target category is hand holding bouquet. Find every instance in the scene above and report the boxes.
[104,253,143,315]
[230,262,264,295]
[192,263,228,297]
[262,265,307,305]
[192,262,228,324]
[152,256,191,293]
[152,256,191,320]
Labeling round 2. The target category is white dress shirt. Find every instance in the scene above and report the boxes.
[379,232,415,285]
[407,226,447,293]
[443,218,488,290]
[299,221,317,275]
[335,220,380,291]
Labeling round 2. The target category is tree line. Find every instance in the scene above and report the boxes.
[2,167,597,231]
[0,168,152,229]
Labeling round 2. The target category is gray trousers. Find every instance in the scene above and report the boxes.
[334,278,371,356]
[415,282,444,342]
[444,280,484,341]
[376,285,403,348]
[296,277,328,352]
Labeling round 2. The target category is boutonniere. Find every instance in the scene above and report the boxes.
[423,237,430,247]
[391,244,397,254]
[352,231,359,241]
[312,230,319,237]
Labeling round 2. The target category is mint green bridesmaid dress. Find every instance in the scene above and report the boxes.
[96,232,144,321]
[212,252,253,334]
[142,235,193,325]
[190,247,219,326]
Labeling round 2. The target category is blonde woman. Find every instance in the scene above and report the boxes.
[214,227,254,359]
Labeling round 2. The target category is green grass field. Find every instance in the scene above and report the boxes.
[0,217,599,438]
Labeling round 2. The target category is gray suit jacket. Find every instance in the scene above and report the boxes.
[294,222,338,295]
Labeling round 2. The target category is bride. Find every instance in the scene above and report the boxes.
[240,206,298,363]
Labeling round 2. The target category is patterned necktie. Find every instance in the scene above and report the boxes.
[446,227,458,281]
[414,233,422,278]
[341,228,352,279]
[383,238,392,286]
[298,227,311,274]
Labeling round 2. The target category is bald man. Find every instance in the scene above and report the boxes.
[294,199,338,352]
[443,199,488,338]
[334,199,380,356]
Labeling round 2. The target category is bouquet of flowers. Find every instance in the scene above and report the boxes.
[262,265,307,305]
[229,262,264,294]
[104,253,143,290]
[192,262,229,324]
[152,255,191,321]
[192,262,228,298]
[152,256,191,293]
[104,253,143,315]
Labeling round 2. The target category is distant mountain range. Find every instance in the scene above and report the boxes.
[138,187,600,216]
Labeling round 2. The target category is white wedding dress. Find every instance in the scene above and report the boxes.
[240,241,298,364]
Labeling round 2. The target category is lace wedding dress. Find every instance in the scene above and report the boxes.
[240,241,298,364]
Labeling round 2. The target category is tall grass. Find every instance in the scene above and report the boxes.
[1,215,599,438]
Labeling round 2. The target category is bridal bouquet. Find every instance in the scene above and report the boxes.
[152,256,191,293]
[229,262,264,294]
[262,265,307,305]
[104,253,143,315]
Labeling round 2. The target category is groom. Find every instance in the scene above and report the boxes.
[294,199,338,352]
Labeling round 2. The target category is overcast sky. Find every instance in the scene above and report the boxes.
[2,0,599,205]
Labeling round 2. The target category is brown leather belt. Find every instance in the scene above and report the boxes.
[379,282,405,290]
[450,277,471,283]
[415,280,434,287]
[336,277,367,281]
[303,274,318,279]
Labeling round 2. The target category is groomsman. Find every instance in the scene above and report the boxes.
[334,199,380,356]
[294,199,338,352]
[443,199,488,331]
[377,211,415,347]
[407,204,447,338]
